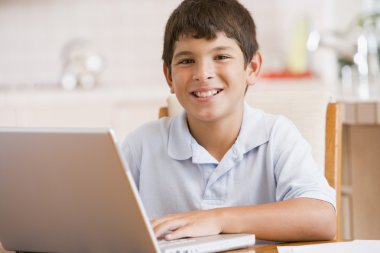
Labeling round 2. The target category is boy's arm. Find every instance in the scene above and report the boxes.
[152,197,336,242]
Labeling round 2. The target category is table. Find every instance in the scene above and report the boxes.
[230,241,334,253]
[1,241,335,253]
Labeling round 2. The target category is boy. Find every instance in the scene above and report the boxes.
[122,0,336,242]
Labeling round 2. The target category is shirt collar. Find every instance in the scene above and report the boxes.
[167,102,270,161]
[234,102,270,157]
[167,111,193,160]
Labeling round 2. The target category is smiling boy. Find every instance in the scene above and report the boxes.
[122,0,336,242]
[165,34,260,161]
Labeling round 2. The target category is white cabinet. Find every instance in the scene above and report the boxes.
[0,88,167,142]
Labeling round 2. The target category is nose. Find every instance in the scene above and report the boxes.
[192,60,215,82]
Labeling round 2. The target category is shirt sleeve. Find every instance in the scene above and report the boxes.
[271,116,336,210]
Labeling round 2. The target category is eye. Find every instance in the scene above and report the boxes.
[176,58,195,65]
[215,55,231,61]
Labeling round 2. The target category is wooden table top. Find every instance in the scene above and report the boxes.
[229,240,335,253]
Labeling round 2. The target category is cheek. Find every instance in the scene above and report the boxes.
[171,74,182,87]
[220,65,246,82]
[172,69,191,84]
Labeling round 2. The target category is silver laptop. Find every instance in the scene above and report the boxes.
[0,128,255,253]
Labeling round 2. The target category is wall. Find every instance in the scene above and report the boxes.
[0,0,178,88]
[0,0,365,90]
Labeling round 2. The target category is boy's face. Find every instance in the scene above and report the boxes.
[164,32,261,123]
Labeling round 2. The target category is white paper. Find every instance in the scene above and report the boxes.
[277,240,380,253]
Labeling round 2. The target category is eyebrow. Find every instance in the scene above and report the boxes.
[212,46,235,52]
[173,51,193,61]
[173,46,235,61]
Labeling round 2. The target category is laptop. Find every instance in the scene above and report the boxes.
[0,128,255,253]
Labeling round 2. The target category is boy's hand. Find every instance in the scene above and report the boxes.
[151,209,223,240]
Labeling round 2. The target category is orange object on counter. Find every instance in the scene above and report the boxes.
[260,70,313,79]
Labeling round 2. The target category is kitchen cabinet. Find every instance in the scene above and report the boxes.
[0,87,167,142]
[340,100,380,240]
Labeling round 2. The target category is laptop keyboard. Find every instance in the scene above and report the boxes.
[158,238,196,246]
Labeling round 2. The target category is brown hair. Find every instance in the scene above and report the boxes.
[162,0,259,73]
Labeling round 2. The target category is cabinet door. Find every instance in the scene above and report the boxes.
[0,108,18,126]
[17,106,114,128]
[342,125,380,239]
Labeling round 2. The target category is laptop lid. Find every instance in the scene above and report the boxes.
[0,128,255,253]
[0,128,160,253]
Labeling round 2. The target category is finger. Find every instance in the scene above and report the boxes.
[151,219,159,228]
[165,225,196,240]
[154,219,187,239]
[151,213,179,228]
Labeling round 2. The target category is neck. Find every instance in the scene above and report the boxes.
[187,106,244,161]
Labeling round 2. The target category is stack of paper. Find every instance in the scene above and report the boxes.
[277,240,380,253]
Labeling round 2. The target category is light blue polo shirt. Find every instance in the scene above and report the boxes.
[121,103,336,219]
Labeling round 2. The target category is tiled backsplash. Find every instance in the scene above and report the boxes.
[0,0,361,89]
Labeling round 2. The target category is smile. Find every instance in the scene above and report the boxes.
[191,89,223,98]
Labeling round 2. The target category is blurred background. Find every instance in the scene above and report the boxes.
[0,0,380,242]
[0,0,379,89]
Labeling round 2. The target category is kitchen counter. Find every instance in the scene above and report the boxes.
[256,78,380,125]
[0,85,168,141]
[1,80,379,132]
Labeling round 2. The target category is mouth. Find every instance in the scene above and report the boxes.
[191,88,223,98]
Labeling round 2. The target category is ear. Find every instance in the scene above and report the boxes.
[246,51,262,86]
[163,63,174,93]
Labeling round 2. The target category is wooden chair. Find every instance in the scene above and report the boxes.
[158,88,342,240]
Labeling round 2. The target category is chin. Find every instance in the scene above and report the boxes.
[193,110,223,122]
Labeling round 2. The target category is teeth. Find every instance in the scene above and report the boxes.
[194,90,219,98]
